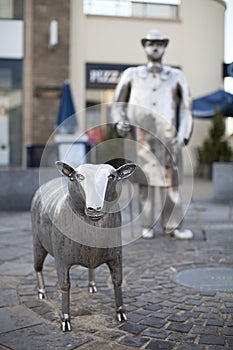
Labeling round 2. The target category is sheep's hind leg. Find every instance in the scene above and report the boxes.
[88,268,97,293]
[107,261,127,322]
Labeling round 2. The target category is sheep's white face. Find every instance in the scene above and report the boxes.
[76,164,116,220]
[56,162,136,220]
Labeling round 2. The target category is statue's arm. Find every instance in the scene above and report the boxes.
[176,71,193,146]
[111,68,133,136]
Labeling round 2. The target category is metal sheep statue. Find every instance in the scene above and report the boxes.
[31,161,136,331]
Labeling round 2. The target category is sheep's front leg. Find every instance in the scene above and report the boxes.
[88,268,97,293]
[56,263,72,332]
[107,260,127,322]
[33,235,48,300]
[36,271,46,300]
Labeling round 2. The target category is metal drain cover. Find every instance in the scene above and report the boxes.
[173,267,233,292]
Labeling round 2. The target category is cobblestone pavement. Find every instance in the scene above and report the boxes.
[0,189,233,349]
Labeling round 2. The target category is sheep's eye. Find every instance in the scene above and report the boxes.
[108,174,116,180]
[76,174,85,181]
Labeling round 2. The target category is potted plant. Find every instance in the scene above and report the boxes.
[198,108,232,178]
[197,108,233,200]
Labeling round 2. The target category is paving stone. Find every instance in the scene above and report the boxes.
[158,308,176,315]
[140,316,167,328]
[183,311,201,319]
[190,318,204,326]
[0,305,42,334]
[133,308,152,316]
[168,333,197,343]
[76,341,133,350]
[200,291,216,297]
[127,311,149,323]
[145,339,175,350]
[31,304,52,316]
[176,344,205,350]
[144,297,162,304]
[0,289,19,307]
[0,275,21,289]
[194,306,211,313]
[0,324,91,350]
[221,327,233,336]
[95,330,125,340]
[143,304,161,312]
[167,322,193,333]
[205,301,221,307]
[159,301,177,308]
[119,335,149,348]
[126,304,139,312]
[220,296,233,303]
[225,302,233,307]
[220,308,233,314]
[120,322,146,335]
[199,335,225,346]
[142,328,171,339]
[186,299,202,306]
[209,347,233,350]
[227,336,233,347]
[0,246,30,261]
[149,311,169,319]
[133,300,149,308]
[175,304,193,311]
[206,318,224,327]
[191,325,218,335]
[0,262,34,276]
[167,314,189,322]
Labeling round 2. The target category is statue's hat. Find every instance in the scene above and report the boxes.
[141,29,169,47]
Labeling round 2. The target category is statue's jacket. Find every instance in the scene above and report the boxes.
[112,64,193,187]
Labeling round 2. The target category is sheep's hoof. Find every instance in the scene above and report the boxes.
[38,289,46,300]
[88,282,97,293]
[61,314,72,332]
[116,306,127,322]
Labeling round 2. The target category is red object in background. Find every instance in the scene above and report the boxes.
[85,126,105,144]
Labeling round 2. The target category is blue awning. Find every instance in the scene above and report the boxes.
[56,81,78,133]
[192,89,233,118]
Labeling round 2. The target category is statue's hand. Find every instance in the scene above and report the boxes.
[170,136,183,154]
[116,121,131,137]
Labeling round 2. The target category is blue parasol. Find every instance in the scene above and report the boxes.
[56,80,78,133]
[192,89,233,118]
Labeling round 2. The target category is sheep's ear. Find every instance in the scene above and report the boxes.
[116,163,136,180]
[55,161,75,179]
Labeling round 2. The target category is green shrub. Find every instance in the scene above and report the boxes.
[199,109,232,164]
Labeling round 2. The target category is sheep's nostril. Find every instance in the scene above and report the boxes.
[96,207,101,212]
[87,207,94,212]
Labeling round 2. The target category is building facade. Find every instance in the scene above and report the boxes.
[0,0,226,172]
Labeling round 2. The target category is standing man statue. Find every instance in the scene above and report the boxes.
[112,29,193,239]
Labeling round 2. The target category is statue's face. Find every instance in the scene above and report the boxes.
[144,40,166,62]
